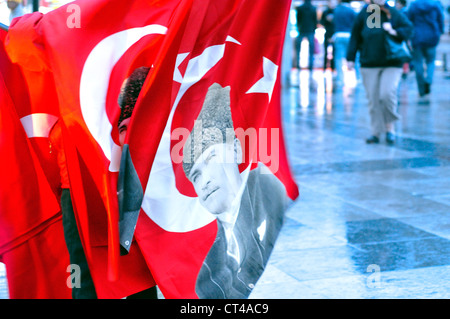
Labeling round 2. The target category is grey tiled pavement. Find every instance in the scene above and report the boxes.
[1,34,450,300]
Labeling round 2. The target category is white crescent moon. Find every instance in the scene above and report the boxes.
[141,40,250,233]
[141,44,227,232]
[79,24,167,167]
[80,28,242,232]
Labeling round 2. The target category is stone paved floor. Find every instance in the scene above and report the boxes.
[1,35,449,300]
[249,36,450,299]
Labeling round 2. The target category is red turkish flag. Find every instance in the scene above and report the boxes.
[5,0,192,297]
[125,0,299,298]
[0,30,71,299]
[5,0,298,299]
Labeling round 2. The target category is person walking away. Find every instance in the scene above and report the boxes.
[407,0,444,103]
[320,0,337,71]
[333,0,357,85]
[346,0,413,145]
[395,0,411,79]
[295,0,318,71]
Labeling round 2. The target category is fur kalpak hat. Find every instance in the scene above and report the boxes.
[182,83,234,177]
[117,66,150,127]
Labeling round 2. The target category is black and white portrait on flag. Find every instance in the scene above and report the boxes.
[182,83,289,299]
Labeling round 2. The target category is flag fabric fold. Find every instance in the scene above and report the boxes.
[0,29,71,299]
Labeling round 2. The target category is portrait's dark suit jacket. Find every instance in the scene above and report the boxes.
[195,164,288,299]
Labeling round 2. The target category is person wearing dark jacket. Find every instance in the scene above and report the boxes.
[347,0,413,145]
[407,0,444,100]
[320,0,336,71]
[333,0,357,84]
[295,0,318,71]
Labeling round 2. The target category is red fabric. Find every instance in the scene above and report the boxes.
[87,242,155,299]
[128,0,298,298]
[48,121,70,189]
[0,30,60,253]
[130,0,298,200]
[135,212,217,299]
[0,30,70,298]
[2,16,156,297]
[1,216,71,299]
[4,0,184,295]
[4,0,298,298]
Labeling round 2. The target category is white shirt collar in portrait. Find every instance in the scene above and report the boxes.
[217,166,250,265]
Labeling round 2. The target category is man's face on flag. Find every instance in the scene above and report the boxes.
[188,139,243,216]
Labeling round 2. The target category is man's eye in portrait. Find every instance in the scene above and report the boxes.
[191,171,201,184]
[205,150,216,164]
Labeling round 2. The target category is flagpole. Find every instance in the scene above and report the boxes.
[0,23,8,32]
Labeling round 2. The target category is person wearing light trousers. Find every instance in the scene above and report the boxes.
[346,0,413,145]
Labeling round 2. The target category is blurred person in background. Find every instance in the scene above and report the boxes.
[320,0,336,72]
[395,0,408,13]
[407,0,444,103]
[448,6,450,34]
[347,0,413,145]
[7,0,24,23]
[396,0,411,79]
[295,0,318,71]
[333,0,357,85]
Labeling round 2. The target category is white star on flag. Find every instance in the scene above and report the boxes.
[246,57,278,102]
